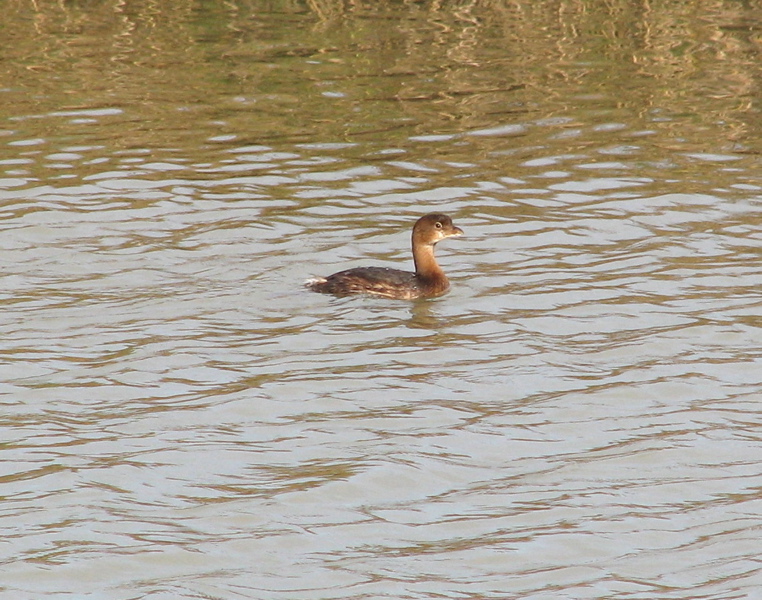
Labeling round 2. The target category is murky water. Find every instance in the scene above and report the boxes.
[1,2,761,599]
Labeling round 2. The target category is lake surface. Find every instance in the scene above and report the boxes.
[1,2,761,599]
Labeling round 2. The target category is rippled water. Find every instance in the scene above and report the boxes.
[2,2,761,599]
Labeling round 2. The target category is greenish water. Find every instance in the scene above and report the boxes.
[1,2,761,599]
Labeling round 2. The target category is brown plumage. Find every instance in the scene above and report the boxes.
[305,213,463,300]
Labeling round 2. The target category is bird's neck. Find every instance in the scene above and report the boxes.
[413,242,444,281]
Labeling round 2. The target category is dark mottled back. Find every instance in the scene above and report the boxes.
[309,267,425,299]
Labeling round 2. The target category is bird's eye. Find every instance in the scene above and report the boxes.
[435,222,443,228]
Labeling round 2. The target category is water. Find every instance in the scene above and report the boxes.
[1,2,761,599]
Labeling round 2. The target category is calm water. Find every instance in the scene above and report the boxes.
[1,2,761,599]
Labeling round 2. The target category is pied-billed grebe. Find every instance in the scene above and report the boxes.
[305,213,463,300]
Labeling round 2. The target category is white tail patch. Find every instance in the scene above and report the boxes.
[304,277,326,289]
